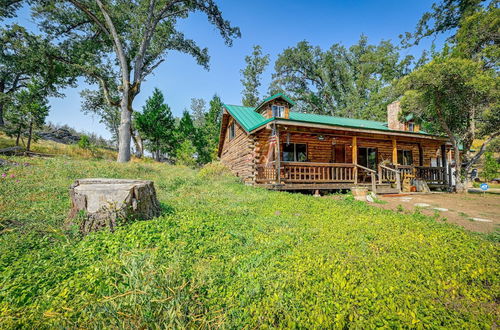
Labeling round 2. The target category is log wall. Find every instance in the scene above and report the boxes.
[253,125,446,167]
[219,117,255,183]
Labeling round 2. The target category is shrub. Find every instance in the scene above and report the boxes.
[197,161,233,179]
[78,135,91,149]
[483,152,499,181]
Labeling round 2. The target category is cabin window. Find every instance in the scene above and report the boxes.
[408,122,415,132]
[272,105,284,117]
[282,143,307,162]
[358,147,378,170]
[229,122,235,140]
[397,150,413,165]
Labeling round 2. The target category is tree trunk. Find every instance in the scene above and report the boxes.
[26,120,33,151]
[131,127,143,158]
[0,81,4,127]
[0,102,4,127]
[67,178,161,234]
[117,90,132,163]
[15,124,22,146]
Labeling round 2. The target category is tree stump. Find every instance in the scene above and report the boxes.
[68,178,161,234]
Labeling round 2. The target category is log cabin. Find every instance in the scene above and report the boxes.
[218,93,455,194]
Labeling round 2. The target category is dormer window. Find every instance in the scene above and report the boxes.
[408,122,415,132]
[272,105,284,118]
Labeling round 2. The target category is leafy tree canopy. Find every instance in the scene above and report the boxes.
[401,0,493,46]
[3,0,240,162]
[271,36,416,120]
[398,55,498,189]
[240,45,270,107]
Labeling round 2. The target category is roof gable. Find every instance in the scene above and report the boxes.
[254,93,295,113]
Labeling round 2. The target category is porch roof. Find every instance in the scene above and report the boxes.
[223,104,435,136]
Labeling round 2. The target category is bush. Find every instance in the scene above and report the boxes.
[483,152,499,181]
[78,135,91,149]
[197,161,233,179]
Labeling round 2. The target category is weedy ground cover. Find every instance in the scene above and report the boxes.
[0,155,498,328]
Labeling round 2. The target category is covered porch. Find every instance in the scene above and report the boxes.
[254,125,452,193]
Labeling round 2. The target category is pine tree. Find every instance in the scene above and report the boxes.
[4,80,50,151]
[176,110,197,164]
[135,88,176,161]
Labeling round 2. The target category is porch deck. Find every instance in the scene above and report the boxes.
[255,162,450,193]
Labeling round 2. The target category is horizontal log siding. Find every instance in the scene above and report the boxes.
[253,125,446,167]
[220,118,255,183]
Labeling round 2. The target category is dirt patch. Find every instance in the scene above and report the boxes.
[373,193,500,233]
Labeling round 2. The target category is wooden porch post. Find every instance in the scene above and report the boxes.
[275,124,281,184]
[392,138,397,165]
[418,143,424,166]
[441,144,447,185]
[352,136,358,184]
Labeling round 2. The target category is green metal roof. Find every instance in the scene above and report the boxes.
[223,104,274,131]
[223,103,433,136]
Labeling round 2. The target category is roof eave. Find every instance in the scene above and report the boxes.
[249,118,448,140]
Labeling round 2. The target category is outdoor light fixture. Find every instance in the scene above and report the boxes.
[318,135,325,141]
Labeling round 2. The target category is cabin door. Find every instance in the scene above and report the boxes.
[358,147,378,170]
[332,144,346,163]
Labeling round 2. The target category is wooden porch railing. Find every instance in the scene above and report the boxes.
[355,164,377,193]
[256,162,356,184]
[415,166,447,186]
[282,162,355,183]
[378,164,401,192]
[255,162,448,189]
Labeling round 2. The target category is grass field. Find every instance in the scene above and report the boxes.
[0,143,498,327]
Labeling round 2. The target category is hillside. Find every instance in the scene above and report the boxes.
[0,141,498,327]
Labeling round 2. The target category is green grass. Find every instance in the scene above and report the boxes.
[0,156,498,328]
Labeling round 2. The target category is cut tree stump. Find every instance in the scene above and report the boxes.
[68,178,161,234]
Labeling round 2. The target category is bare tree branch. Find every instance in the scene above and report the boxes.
[465,131,500,172]
[95,0,130,91]
[67,0,110,36]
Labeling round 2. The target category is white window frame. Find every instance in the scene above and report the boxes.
[408,122,415,132]
[272,105,285,118]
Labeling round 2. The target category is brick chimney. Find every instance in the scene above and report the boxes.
[387,101,404,131]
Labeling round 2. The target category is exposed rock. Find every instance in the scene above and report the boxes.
[67,178,161,234]
[38,128,80,145]
[351,187,368,201]
[0,146,24,156]
[414,203,430,208]
[471,217,492,223]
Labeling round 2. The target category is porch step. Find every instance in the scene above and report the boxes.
[374,184,400,194]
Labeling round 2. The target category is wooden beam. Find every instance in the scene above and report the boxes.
[418,143,424,166]
[352,136,358,164]
[252,119,449,141]
[352,136,358,184]
[392,138,397,165]
[276,124,281,184]
[441,144,447,186]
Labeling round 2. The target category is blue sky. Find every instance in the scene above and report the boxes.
[9,0,443,139]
